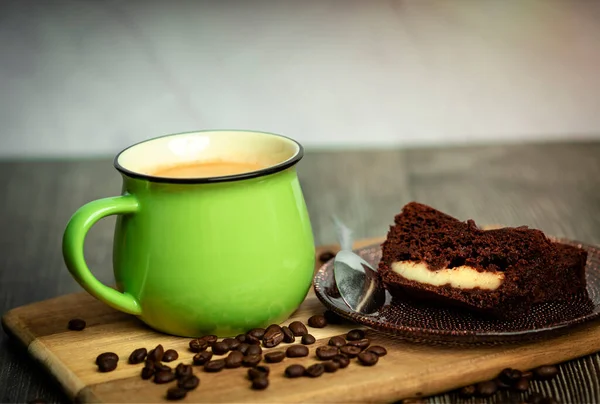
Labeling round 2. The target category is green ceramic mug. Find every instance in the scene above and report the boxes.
[62,130,315,337]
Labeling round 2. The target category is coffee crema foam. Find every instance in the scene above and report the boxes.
[149,161,267,179]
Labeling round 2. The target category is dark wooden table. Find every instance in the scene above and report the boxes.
[1,141,599,404]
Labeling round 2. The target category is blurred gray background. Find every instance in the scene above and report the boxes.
[1,0,600,158]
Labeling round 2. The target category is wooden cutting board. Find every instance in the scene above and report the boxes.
[4,236,600,403]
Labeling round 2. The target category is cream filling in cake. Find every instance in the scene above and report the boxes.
[391,261,504,290]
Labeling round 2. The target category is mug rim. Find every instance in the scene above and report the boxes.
[113,129,304,184]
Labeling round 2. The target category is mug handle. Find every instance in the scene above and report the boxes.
[62,194,142,315]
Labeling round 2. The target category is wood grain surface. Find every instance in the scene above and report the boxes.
[1,142,600,403]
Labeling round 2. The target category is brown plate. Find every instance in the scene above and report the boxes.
[313,238,600,345]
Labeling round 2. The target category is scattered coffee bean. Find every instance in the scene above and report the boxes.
[248,365,270,380]
[246,335,261,345]
[225,337,241,351]
[175,363,193,379]
[128,348,147,364]
[162,349,179,362]
[499,367,522,385]
[282,326,295,343]
[252,376,269,390]
[458,385,476,398]
[237,343,250,354]
[323,360,340,373]
[154,370,176,384]
[225,351,244,368]
[96,352,119,372]
[324,310,343,324]
[305,363,325,377]
[339,345,361,358]
[189,339,209,353]
[193,351,213,366]
[521,370,534,380]
[332,354,350,368]
[328,336,346,347]
[514,377,530,392]
[166,387,187,400]
[307,314,327,328]
[301,334,316,345]
[264,351,286,363]
[204,359,226,372]
[67,318,86,331]
[285,364,305,378]
[346,329,365,341]
[247,328,266,339]
[289,321,308,336]
[236,334,247,343]
[346,338,370,350]
[202,335,218,345]
[141,366,155,380]
[533,364,559,381]
[144,359,156,370]
[286,345,309,358]
[316,346,339,360]
[494,378,511,390]
[318,250,335,263]
[476,380,498,397]
[156,363,172,372]
[212,341,230,355]
[263,324,284,348]
[528,392,545,404]
[178,375,200,390]
[246,345,262,356]
[243,354,262,367]
[366,346,387,357]
[148,344,165,362]
[357,351,378,366]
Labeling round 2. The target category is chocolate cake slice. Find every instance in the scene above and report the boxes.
[378,202,588,317]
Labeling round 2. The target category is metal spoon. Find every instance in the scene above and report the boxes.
[332,216,386,314]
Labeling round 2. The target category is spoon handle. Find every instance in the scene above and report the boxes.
[331,215,354,251]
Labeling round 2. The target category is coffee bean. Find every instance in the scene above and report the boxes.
[178,375,200,390]
[148,344,165,362]
[307,315,327,328]
[237,343,250,354]
[285,364,305,378]
[494,378,511,390]
[328,336,346,347]
[286,345,309,358]
[189,339,209,353]
[226,337,241,351]
[521,370,534,380]
[246,335,261,345]
[252,376,269,390]
[166,387,187,400]
[144,359,156,370]
[475,380,498,397]
[324,310,344,324]
[248,365,270,380]
[332,354,350,368]
[528,392,545,404]
[204,359,226,372]
[246,344,262,356]
[211,341,229,355]
[242,354,262,367]
[305,363,325,377]
[154,370,176,384]
[264,351,286,363]
[175,363,193,379]
[339,345,361,358]
[316,346,339,360]
[318,250,335,263]
[162,349,179,362]
[141,366,155,380]
[202,335,218,345]
[128,348,147,364]
[458,385,476,398]
[366,346,387,357]
[346,338,370,350]
[263,324,284,348]
[156,363,172,372]
[514,377,530,392]
[289,321,309,336]
[225,351,244,368]
[96,352,119,372]
[533,365,559,381]
[357,351,378,366]
[301,334,316,345]
[236,334,247,343]
[282,326,295,343]
[323,360,340,373]
[498,367,522,385]
[346,329,365,341]
[193,351,213,366]
[67,319,86,331]
[247,328,266,339]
